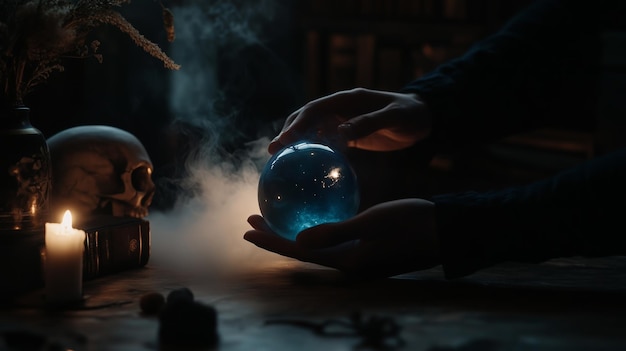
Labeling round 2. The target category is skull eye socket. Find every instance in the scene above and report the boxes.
[131,166,153,192]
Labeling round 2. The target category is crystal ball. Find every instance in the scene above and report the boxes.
[258,141,360,241]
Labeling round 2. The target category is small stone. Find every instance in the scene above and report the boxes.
[158,300,218,347]
[139,292,165,315]
[166,287,194,305]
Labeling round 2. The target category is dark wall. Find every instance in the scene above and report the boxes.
[23,0,537,210]
[25,0,306,210]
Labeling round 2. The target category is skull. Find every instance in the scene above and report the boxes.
[47,125,155,219]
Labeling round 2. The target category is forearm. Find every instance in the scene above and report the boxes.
[433,147,626,278]
[403,0,603,151]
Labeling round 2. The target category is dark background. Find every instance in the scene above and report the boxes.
[25,0,602,212]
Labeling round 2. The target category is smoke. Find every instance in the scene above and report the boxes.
[147,0,299,278]
[165,0,296,151]
[148,137,283,277]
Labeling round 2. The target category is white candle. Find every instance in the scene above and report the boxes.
[44,210,86,304]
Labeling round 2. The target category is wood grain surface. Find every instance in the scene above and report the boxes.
[2,256,626,351]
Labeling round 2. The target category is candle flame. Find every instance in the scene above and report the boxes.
[61,210,73,230]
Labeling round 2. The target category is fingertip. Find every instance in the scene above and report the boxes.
[280,129,303,147]
[268,131,297,154]
[247,214,260,224]
[243,229,273,245]
[268,137,281,154]
[243,230,263,243]
[268,144,281,155]
[243,230,254,242]
[247,214,271,232]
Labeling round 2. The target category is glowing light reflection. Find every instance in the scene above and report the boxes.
[258,141,360,240]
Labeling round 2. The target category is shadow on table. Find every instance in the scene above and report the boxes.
[230,256,626,316]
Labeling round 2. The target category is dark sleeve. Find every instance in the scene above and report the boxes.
[401,0,604,151]
[432,146,626,279]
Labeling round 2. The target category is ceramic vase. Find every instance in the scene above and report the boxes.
[0,105,52,234]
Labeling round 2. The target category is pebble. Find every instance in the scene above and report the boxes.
[139,292,166,315]
[166,287,194,305]
[158,300,218,347]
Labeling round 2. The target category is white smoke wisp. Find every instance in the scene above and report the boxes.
[145,1,302,280]
[148,137,290,278]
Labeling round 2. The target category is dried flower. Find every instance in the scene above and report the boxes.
[0,0,180,108]
[161,2,175,43]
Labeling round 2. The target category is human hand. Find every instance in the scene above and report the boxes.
[268,88,432,154]
[244,199,440,279]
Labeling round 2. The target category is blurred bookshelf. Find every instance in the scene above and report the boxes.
[295,0,599,197]
[297,0,534,97]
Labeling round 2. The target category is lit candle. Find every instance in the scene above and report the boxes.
[44,210,86,304]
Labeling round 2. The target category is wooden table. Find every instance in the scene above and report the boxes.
[2,255,626,351]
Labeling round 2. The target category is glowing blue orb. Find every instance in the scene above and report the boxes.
[258,141,360,241]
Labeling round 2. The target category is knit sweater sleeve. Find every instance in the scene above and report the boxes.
[432,147,626,278]
[401,0,603,151]
[398,0,626,278]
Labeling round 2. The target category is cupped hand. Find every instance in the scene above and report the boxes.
[268,88,432,154]
[243,199,440,279]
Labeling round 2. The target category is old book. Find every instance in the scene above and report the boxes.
[78,215,151,280]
